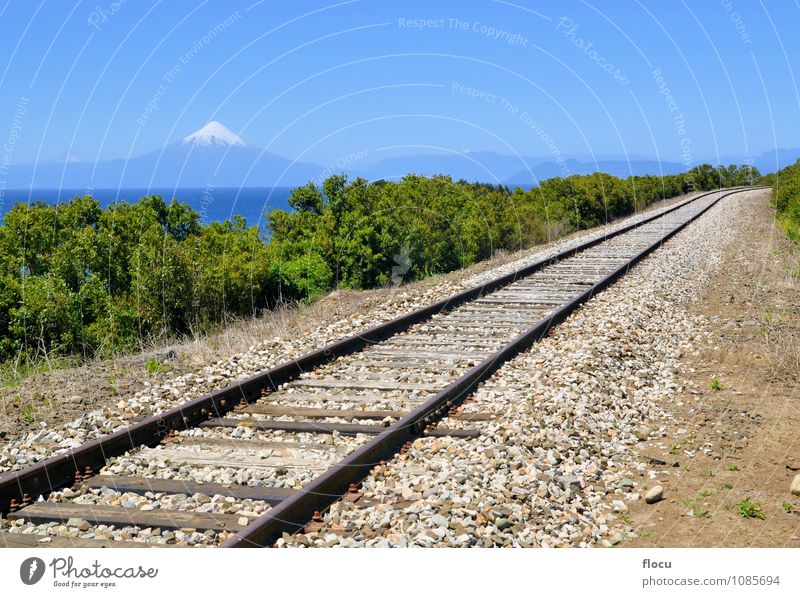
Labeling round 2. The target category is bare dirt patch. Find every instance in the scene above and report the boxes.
[627,191,800,547]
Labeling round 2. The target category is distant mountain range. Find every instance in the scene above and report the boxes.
[352,152,690,184]
[3,121,798,190]
[4,122,323,189]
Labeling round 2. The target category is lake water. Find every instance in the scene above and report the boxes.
[0,187,295,227]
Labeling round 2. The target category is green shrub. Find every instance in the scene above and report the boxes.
[145,359,167,374]
[766,159,800,242]
[738,498,765,520]
[0,164,756,364]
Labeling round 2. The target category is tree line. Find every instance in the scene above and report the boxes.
[0,163,759,362]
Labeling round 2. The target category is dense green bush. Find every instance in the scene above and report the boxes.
[268,164,757,293]
[0,196,277,359]
[762,159,800,242]
[0,163,756,362]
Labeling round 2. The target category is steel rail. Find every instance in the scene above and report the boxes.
[0,186,755,515]
[222,186,764,547]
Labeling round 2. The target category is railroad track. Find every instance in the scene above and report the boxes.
[0,186,761,548]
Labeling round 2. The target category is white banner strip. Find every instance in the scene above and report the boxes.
[1,548,798,596]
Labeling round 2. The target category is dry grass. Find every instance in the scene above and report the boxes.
[756,247,800,381]
[175,290,373,368]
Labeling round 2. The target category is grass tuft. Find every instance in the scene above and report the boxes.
[145,359,168,375]
[738,498,765,520]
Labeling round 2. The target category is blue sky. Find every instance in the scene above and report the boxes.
[0,0,798,168]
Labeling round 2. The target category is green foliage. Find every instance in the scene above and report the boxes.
[782,501,793,513]
[726,464,739,472]
[0,357,61,388]
[268,166,750,296]
[738,498,766,519]
[20,403,37,423]
[765,159,800,242]
[0,195,275,361]
[145,359,167,374]
[0,163,754,363]
[710,376,723,391]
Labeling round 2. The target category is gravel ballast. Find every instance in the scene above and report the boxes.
[278,189,759,548]
[0,192,707,475]
[0,189,758,548]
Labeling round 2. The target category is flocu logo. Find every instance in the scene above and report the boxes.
[20,557,46,585]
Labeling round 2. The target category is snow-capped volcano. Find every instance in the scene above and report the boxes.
[56,152,82,163]
[182,121,248,148]
[3,121,327,187]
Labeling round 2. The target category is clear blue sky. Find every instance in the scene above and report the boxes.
[0,0,797,167]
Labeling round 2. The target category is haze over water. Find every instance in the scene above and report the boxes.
[0,187,294,227]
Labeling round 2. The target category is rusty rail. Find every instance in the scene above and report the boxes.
[0,186,758,519]
[221,186,764,547]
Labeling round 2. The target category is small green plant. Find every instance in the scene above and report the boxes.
[710,376,723,391]
[145,359,167,374]
[738,498,765,520]
[723,482,734,490]
[700,469,715,478]
[683,492,712,518]
[668,445,679,455]
[782,502,793,513]
[20,404,37,424]
[641,531,652,539]
[725,464,739,472]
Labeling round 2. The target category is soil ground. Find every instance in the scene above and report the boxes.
[627,191,800,547]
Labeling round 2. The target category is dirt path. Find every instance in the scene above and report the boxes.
[627,191,800,547]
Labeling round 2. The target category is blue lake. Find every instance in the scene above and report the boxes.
[0,187,295,227]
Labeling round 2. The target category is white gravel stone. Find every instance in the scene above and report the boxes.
[644,486,664,504]
[280,190,759,548]
[791,475,800,496]
[1,190,753,548]
[0,192,707,475]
